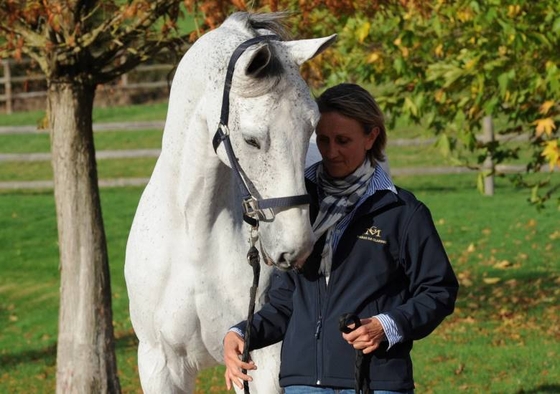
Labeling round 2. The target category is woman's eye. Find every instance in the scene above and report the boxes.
[244,137,261,149]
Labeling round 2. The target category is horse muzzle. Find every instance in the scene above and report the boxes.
[260,240,311,271]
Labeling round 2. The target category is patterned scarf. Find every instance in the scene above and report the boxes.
[313,160,376,278]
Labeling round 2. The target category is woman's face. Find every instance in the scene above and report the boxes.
[315,111,378,178]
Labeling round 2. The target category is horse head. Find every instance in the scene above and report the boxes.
[208,13,336,270]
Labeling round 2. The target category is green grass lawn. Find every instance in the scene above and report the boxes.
[1,103,558,393]
[0,158,157,182]
[0,120,532,185]
[0,102,169,127]
[0,129,163,154]
[1,174,558,393]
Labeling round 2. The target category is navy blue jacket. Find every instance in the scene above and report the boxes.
[234,182,459,391]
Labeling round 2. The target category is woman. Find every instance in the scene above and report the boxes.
[224,83,459,393]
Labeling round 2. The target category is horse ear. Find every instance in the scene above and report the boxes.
[240,42,273,78]
[284,34,337,66]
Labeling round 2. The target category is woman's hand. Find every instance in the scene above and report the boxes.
[341,316,386,354]
[223,331,257,390]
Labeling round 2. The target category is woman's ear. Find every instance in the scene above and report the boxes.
[365,127,380,151]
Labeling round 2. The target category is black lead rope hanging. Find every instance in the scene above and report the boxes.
[242,245,261,394]
[215,33,310,394]
[339,313,372,394]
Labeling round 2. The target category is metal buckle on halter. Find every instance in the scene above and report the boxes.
[219,123,230,136]
[243,196,276,222]
[242,196,261,219]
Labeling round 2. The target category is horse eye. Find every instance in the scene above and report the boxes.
[244,137,261,149]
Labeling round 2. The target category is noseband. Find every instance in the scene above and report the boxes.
[212,34,311,228]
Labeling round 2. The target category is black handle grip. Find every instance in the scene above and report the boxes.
[339,313,362,334]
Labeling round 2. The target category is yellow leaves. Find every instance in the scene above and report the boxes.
[541,139,560,170]
[356,21,370,44]
[435,43,444,57]
[434,89,446,103]
[539,100,556,115]
[456,9,473,22]
[507,4,521,18]
[403,96,418,116]
[533,117,557,137]
[493,260,513,269]
[400,46,410,58]
[503,90,511,103]
[8,303,17,321]
[483,277,501,284]
[367,52,381,63]
[393,36,409,58]
[457,271,473,287]
[468,105,480,119]
[464,58,478,71]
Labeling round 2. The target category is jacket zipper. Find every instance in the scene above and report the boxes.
[314,316,322,339]
[315,279,324,385]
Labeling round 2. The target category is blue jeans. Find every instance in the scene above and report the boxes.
[284,386,414,394]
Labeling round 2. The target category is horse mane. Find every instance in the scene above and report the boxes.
[222,12,292,85]
[247,12,293,40]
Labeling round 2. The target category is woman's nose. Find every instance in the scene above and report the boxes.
[324,143,338,158]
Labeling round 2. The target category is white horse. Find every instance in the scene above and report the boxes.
[125,12,336,394]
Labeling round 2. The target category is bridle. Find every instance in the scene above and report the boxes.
[212,34,311,228]
[212,34,311,394]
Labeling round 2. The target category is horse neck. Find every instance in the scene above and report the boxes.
[158,101,243,236]
[156,43,247,240]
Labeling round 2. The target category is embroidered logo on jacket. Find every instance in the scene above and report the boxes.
[358,226,387,244]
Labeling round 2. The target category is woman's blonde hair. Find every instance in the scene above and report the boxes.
[316,83,386,164]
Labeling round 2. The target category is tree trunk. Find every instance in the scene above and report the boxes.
[49,82,121,394]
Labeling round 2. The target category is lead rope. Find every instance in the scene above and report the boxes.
[339,313,371,394]
[242,226,261,394]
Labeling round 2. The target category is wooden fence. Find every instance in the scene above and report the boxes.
[0,58,174,114]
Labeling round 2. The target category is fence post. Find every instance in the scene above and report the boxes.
[3,60,13,114]
[482,115,495,196]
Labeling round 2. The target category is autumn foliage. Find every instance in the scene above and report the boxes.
[0,1,188,83]
[1,0,558,205]
[184,0,559,206]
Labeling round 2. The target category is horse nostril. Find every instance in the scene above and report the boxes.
[279,253,290,264]
[281,252,304,269]
[274,252,295,270]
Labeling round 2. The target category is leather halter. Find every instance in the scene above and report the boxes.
[212,34,311,227]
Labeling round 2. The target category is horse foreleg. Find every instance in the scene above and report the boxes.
[236,344,283,394]
[138,340,197,394]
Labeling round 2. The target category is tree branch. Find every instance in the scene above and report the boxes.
[94,36,188,84]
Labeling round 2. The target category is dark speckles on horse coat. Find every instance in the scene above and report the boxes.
[125,11,336,394]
